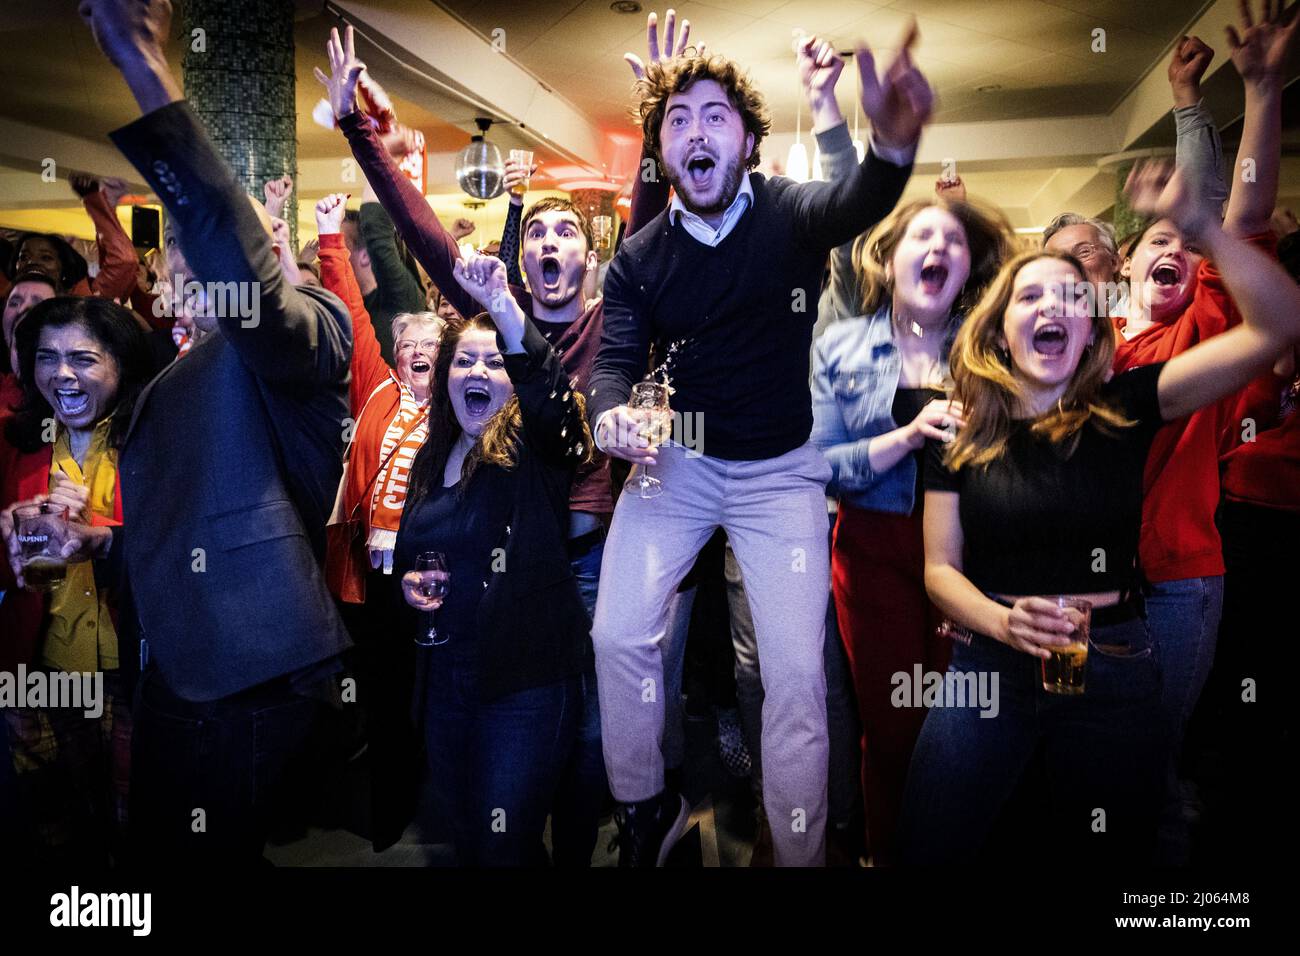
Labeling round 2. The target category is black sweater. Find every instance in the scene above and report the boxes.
[588,153,912,461]
[395,318,592,701]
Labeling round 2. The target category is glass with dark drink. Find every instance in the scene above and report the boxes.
[14,502,69,593]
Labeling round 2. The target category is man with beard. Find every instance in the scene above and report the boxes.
[586,27,932,866]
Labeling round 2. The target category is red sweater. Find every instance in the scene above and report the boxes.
[1112,233,1275,582]
[1220,371,1300,512]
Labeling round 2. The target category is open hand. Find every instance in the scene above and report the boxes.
[1227,0,1300,85]
[1124,161,1212,239]
[856,18,933,151]
[625,9,702,81]
[314,25,366,120]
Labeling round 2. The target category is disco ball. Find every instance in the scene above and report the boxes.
[456,135,504,200]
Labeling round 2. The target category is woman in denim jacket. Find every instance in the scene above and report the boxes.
[810,177,1012,865]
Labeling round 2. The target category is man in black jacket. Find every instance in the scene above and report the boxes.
[587,32,931,866]
[62,0,353,864]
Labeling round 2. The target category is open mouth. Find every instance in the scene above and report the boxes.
[686,154,716,188]
[1032,323,1069,357]
[463,384,492,417]
[540,255,561,289]
[1151,262,1182,287]
[411,359,430,374]
[54,388,90,417]
[919,263,949,295]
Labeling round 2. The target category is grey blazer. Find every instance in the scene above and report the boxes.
[108,102,353,701]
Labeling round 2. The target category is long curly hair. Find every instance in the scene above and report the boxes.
[944,250,1134,472]
[634,52,772,172]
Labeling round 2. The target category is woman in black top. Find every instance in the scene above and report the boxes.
[900,163,1300,865]
[395,248,593,866]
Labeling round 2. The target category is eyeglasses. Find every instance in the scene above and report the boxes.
[395,339,439,354]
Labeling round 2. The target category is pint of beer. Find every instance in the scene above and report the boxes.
[1041,597,1091,695]
[508,149,534,198]
[14,502,69,593]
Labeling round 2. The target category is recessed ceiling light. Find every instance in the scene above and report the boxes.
[976,84,1003,93]
[611,1,642,13]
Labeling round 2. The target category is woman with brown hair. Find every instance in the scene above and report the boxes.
[811,160,1013,862]
[899,162,1300,865]
[393,247,593,866]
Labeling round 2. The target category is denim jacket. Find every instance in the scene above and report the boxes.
[811,305,961,514]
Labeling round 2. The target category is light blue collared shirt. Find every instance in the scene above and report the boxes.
[669,173,754,246]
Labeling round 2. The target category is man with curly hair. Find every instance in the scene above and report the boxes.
[588,24,934,866]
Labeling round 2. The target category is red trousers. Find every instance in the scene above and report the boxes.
[832,502,950,866]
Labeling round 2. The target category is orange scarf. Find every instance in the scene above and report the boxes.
[366,381,428,556]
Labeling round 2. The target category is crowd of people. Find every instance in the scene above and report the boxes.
[1,0,1298,869]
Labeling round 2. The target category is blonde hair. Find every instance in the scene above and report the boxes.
[854,197,1014,318]
[391,310,444,343]
[944,250,1134,472]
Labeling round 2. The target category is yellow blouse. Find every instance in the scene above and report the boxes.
[42,419,119,672]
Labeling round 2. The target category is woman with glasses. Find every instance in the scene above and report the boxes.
[314,192,445,850]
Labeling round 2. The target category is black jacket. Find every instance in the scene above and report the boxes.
[106,101,354,701]
[397,319,592,701]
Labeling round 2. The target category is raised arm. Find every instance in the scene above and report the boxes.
[89,1,351,388]
[73,175,139,302]
[450,248,589,467]
[497,158,527,287]
[1168,36,1230,211]
[1124,162,1300,421]
[317,27,483,321]
[786,23,928,248]
[358,127,428,318]
[316,193,390,413]
[1222,1,1298,237]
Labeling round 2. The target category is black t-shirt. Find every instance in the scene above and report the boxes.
[893,385,945,502]
[924,363,1165,595]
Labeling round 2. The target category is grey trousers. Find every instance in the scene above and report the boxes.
[593,442,832,866]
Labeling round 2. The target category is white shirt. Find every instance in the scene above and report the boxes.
[669,173,754,247]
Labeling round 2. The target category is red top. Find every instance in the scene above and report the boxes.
[1220,370,1300,512]
[1111,233,1276,583]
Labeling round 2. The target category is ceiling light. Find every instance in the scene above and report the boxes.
[610,1,642,13]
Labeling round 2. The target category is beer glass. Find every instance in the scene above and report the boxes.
[623,380,672,500]
[592,215,613,250]
[1041,596,1091,695]
[14,502,69,593]
[508,149,534,198]
[413,551,450,647]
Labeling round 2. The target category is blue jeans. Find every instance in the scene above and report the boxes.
[1145,576,1224,738]
[899,616,1168,865]
[548,540,608,867]
[1144,574,1224,863]
[423,655,580,866]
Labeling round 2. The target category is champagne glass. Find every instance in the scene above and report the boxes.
[624,380,672,500]
[413,551,449,647]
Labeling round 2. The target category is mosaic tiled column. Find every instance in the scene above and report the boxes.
[569,189,617,261]
[182,0,298,246]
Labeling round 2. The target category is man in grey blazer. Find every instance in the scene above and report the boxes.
[43,0,353,864]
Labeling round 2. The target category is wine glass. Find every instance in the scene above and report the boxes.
[624,380,672,500]
[413,551,450,647]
